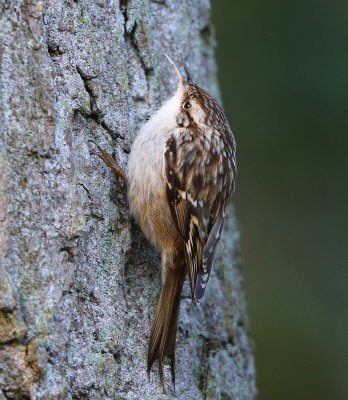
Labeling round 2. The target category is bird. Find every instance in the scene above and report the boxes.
[92,52,236,388]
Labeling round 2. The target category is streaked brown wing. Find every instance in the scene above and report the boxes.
[163,136,208,298]
[163,128,235,302]
[164,138,206,298]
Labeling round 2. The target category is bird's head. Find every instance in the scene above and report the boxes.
[165,53,220,130]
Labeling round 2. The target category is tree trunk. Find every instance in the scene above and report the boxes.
[0,1,256,399]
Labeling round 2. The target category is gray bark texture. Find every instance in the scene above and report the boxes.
[0,1,256,399]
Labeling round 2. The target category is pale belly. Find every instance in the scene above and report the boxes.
[127,127,179,249]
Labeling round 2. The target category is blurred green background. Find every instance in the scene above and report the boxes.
[212,1,348,399]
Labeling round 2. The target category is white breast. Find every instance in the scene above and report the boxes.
[127,89,181,236]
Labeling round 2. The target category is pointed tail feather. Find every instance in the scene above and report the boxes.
[147,259,185,388]
[195,215,225,303]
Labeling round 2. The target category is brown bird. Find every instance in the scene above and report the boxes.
[92,53,236,388]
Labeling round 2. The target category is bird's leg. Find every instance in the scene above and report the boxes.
[90,140,127,181]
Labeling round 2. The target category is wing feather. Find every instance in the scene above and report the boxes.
[194,214,225,303]
[164,135,232,302]
[164,138,204,297]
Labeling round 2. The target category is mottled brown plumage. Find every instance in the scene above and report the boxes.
[93,53,236,389]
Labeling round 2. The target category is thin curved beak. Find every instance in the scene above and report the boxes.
[164,53,184,86]
[174,48,193,85]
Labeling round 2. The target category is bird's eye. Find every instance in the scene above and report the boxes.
[183,101,192,110]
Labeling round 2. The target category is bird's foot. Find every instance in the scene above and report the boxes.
[90,140,127,181]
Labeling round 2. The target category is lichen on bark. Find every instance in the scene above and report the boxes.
[0,0,255,399]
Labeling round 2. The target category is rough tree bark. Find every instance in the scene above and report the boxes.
[0,1,256,399]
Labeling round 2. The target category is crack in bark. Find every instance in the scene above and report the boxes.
[76,65,102,121]
[2,389,13,400]
[100,119,123,140]
[120,0,129,19]
[0,333,29,347]
[47,41,63,59]
[129,24,154,101]
[75,67,124,140]
[78,182,104,220]
[78,182,92,202]
[121,1,153,101]
[0,305,16,313]
[26,149,52,160]
[129,23,153,75]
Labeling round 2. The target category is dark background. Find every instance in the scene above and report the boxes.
[212,1,348,399]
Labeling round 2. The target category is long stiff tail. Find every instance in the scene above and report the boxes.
[147,257,186,388]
